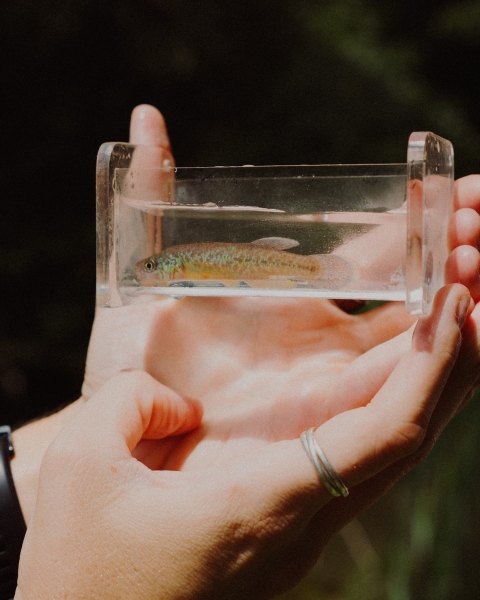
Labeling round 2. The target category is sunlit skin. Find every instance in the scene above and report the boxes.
[9,113,480,521]
[13,107,480,519]
[15,287,480,600]
[79,105,480,478]
[11,105,480,600]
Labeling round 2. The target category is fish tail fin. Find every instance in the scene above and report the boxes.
[311,254,357,290]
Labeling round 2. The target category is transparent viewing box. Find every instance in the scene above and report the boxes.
[96,132,453,315]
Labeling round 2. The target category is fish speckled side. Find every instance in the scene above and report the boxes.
[134,237,354,288]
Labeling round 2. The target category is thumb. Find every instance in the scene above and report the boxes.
[129,104,174,155]
[18,372,201,600]
[59,371,202,459]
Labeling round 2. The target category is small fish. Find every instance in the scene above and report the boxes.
[134,237,354,289]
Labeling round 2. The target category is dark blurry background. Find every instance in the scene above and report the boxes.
[1,1,480,598]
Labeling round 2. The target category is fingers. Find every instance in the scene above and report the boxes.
[314,286,475,514]
[322,284,468,486]
[440,298,480,410]
[320,327,413,416]
[81,301,167,400]
[357,301,415,347]
[445,245,480,300]
[129,104,173,154]
[454,175,480,212]
[448,175,480,298]
[52,371,202,460]
[247,285,470,519]
[229,285,470,550]
[300,297,480,544]
[127,104,175,206]
[449,208,480,248]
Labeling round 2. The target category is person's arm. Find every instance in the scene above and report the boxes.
[10,401,84,526]
[14,283,476,599]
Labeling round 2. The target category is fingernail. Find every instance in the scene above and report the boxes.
[456,294,471,328]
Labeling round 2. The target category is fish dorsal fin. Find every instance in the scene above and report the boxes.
[250,237,299,250]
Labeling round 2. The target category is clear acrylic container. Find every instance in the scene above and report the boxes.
[96,132,453,314]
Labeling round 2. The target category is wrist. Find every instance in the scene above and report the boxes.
[10,399,84,526]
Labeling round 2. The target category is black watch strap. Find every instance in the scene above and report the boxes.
[0,426,26,600]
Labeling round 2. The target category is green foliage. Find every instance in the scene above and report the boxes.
[433,0,480,42]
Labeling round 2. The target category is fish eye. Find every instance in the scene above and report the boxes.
[143,259,156,272]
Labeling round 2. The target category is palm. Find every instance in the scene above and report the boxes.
[83,295,413,470]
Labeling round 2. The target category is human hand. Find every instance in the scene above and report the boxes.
[15,289,478,600]
[10,400,85,525]
[12,106,480,526]
[81,106,480,473]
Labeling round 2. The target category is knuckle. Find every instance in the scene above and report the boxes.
[377,417,427,464]
[112,370,157,402]
[390,420,426,456]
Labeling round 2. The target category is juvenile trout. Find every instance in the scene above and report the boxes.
[134,237,354,288]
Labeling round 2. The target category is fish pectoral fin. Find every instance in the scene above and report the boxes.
[250,237,300,250]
